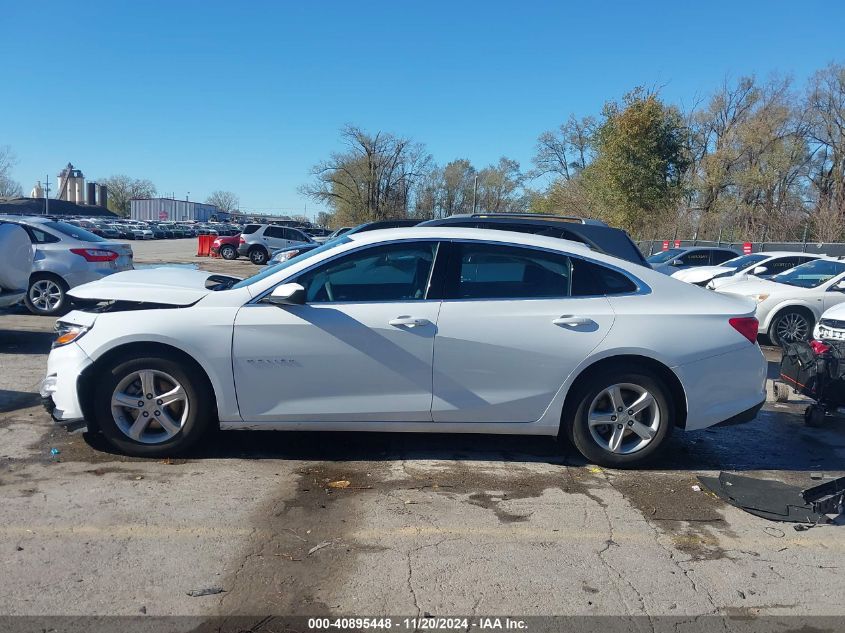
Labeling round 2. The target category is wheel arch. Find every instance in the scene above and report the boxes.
[762,302,817,331]
[77,341,219,433]
[561,354,688,431]
[29,270,68,287]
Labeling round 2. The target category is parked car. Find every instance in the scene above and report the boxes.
[93,223,121,240]
[715,257,845,346]
[107,223,134,240]
[647,247,740,274]
[41,227,765,466]
[671,252,823,288]
[211,234,241,260]
[267,219,424,264]
[814,302,845,342]
[0,223,34,308]
[0,216,134,315]
[158,223,186,239]
[421,213,649,267]
[238,224,315,264]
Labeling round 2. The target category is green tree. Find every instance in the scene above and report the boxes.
[582,89,690,234]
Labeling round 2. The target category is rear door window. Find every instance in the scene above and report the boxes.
[446,243,571,300]
[709,250,737,265]
[264,226,285,239]
[242,224,261,235]
[679,250,710,266]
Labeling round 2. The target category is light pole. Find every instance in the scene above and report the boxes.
[44,174,51,215]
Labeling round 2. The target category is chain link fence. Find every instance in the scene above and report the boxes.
[636,239,845,258]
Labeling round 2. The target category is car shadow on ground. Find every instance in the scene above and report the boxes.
[0,329,55,355]
[77,403,845,472]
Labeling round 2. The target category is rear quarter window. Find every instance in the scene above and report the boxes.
[242,224,261,235]
[571,259,637,296]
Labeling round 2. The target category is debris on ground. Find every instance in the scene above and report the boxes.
[186,587,226,597]
[307,541,332,556]
[49,448,60,456]
[699,472,843,524]
[327,480,350,489]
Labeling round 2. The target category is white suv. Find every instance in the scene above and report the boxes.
[237,224,314,265]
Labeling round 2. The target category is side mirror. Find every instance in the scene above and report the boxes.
[752,266,768,275]
[670,259,683,266]
[267,283,305,306]
[833,280,845,292]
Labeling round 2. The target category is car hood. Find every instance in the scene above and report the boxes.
[67,267,235,305]
[670,265,729,283]
[715,277,794,297]
[820,302,845,321]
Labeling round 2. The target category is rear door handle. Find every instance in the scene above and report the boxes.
[552,315,594,327]
[389,316,431,328]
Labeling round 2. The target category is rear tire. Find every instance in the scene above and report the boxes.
[93,354,214,457]
[25,274,68,316]
[769,309,813,347]
[565,368,674,468]
[220,244,237,260]
[249,246,268,265]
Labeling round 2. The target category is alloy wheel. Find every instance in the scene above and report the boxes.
[775,312,809,344]
[29,279,63,313]
[111,369,189,444]
[587,383,661,455]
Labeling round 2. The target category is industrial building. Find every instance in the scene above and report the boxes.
[130,198,226,222]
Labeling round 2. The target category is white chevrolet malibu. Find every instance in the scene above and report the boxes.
[40,228,767,467]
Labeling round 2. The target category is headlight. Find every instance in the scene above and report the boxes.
[53,322,90,348]
[750,293,770,303]
[272,249,301,263]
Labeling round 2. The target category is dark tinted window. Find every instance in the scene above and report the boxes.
[766,256,804,275]
[448,243,571,299]
[43,221,104,243]
[679,250,710,266]
[242,224,261,235]
[571,259,637,296]
[285,228,312,242]
[709,250,737,264]
[295,242,437,302]
[264,226,285,238]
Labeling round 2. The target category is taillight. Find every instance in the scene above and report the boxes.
[729,317,758,343]
[810,340,831,355]
[239,236,245,244]
[70,248,119,262]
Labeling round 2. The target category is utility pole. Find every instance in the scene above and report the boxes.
[44,174,51,215]
[472,175,478,213]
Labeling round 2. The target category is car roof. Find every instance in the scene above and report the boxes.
[434,213,608,226]
[346,226,598,258]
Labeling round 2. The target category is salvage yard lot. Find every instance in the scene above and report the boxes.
[1,239,844,620]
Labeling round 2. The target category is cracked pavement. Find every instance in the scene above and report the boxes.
[1,240,844,622]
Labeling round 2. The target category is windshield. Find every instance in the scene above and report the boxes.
[721,254,768,270]
[647,248,684,264]
[771,259,845,288]
[44,221,105,242]
[231,237,352,289]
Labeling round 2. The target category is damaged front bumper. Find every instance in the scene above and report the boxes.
[39,341,93,430]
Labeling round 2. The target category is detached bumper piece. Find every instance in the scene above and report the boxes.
[713,400,764,427]
[698,472,843,525]
[802,475,845,516]
[40,378,87,433]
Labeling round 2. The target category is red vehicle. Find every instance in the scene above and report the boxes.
[211,234,241,260]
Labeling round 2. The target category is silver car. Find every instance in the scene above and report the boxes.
[0,216,134,316]
[237,223,314,264]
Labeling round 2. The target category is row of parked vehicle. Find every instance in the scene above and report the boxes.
[63,217,243,240]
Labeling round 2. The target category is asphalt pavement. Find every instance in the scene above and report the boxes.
[1,239,843,626]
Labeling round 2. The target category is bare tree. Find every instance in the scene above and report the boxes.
[0,145,23,198]
[100,175,157,217]
[301,125,432,225]
[531,115,595,181]
[206,190,240,213]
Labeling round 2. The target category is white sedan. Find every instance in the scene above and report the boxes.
[715,257,845,346]
[40,228,766,467]
[670,252,821,288]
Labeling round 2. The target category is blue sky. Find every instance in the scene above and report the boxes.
[2,1,842,218]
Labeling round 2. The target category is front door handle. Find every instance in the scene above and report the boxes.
[553,315,594,327]
[389,316,431,328]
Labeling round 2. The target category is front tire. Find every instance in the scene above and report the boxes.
[249,246,268,265]
[566,368,674,468]
[769,309,812,347]
[220,244,237,260]
[93,354,214,457]
[25,274,68,316]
